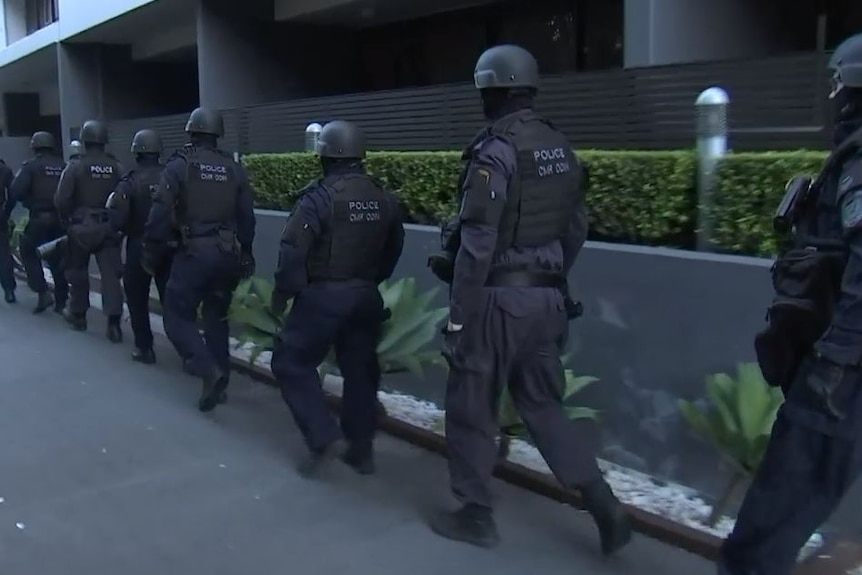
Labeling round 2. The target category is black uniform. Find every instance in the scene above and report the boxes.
[0,160,16,302]
[109,160,170,360]
[720,33,862,575]
[144,107,256,413]
[55,147,124,332]
[428,44,631,556]
[6,150,68,312]
[270,120,404,476]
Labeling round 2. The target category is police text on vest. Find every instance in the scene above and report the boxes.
[348,200,381,223]
[90,165,114,180]
[534,147,570,177]
[199,163,228,182]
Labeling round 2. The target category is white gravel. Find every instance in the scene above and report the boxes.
[227,339,823,556]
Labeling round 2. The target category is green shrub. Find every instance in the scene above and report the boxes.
[244,149,830,255]
[245,150,698,247]
[710,151,827,256]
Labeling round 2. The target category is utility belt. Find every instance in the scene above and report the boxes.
[308,277,377,288]
[72,208,109,224]
[484,266,565,288]
[180,225,238,256]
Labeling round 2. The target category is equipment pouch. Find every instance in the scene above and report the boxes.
[756,248,840,390]
[216,228,239,256]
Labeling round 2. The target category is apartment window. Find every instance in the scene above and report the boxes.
[489,0,622,74]
[25,0,58,35]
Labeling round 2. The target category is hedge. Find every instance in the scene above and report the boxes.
[244,150,829,256]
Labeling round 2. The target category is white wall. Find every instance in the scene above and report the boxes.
[624,0,777,67]
[57,0,157,40]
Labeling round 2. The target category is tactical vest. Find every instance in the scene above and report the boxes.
[75,152,121,209]
[128,165,164,236]
[485,110,581,254]
[177,147,237,231]
[755,127,862,389]
[307,173,392,282]
[28,155,65,213]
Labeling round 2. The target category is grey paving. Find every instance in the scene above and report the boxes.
[0,290,714,575]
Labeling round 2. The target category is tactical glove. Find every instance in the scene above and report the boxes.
[240,250,256,280]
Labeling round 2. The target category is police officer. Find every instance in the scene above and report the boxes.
[107,129,170,364]
[269,120,404,477]
[428,45,631,554]
[143,107,255,412]
[55,120,124,340]
[68,140,83,161]
[719,33,862,575]
[4,132,68,313]
[0,158,16,303]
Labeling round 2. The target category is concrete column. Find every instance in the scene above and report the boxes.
[196,0,297,110]
[57,42,104,155]
[624,0,777,68]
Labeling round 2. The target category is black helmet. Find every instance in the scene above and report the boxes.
[829,33,862,97]
[473,44,539,91]
[80,120,108,145]
[185,107,224,137]
[315,120,366,159]
[131,129,163,154]
[30,131,56,150]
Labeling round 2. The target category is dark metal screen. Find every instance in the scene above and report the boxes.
[107,52,831,154]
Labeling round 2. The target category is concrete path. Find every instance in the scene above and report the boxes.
[0,290,715,575]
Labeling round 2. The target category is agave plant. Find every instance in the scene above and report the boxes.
[373,277,448,376]
[229,276,447,376]
[228,276,290,362]
[9,216,27,271]
[678,362,784,526]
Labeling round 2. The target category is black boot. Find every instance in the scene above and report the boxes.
[580,478,632,556]
[53,299,66,315]
[63,309,87,331]
[341,443,375,475]
[298,439,344,479]
[132,348,156,364]
[33,291,53,314]
[430,504,500,549]
[198,368,229,412]
[4,289,15,303]
[107,316,122,343]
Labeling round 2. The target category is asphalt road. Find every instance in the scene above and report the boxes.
[0,289,715,574]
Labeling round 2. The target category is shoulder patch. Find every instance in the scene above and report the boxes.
[841,189,862,230]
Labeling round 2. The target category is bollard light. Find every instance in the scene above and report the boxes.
[305,122,323,152]
[695,87,729,251]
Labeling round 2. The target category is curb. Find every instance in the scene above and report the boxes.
[20,270,725,560]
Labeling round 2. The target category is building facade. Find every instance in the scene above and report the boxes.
[0,0,859,162]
